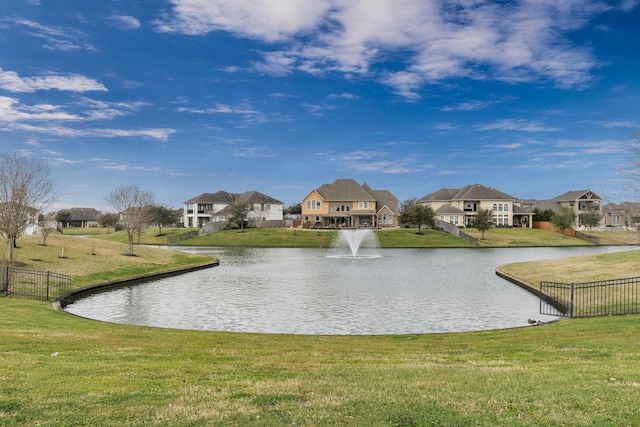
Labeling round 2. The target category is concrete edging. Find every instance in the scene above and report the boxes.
[52,260,219,311]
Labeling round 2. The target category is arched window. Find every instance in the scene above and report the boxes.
[498,204,503,212]
[504,204,509,212]
[492,204,497,211]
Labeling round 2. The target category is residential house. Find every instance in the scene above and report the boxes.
[182,191,284,228]
[301,179,399,228]
[603,202,640,227]
[67,207,101,228]
[528,190,604,228]
[417,183,534,228]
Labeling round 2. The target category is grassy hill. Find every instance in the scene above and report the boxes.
[84,226,639,248]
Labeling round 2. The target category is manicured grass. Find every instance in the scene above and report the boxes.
[465,227,594,246]
[5,234,214,288]
[3,230,640,425]
[2,298,640,426]
[95,226,638,248]
[84,227,200,245]
[500,248,640,289]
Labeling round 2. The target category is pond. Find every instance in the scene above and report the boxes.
[64,245,637,335]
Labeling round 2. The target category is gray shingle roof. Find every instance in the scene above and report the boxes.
[184,191,237,204]
[316,179,376,201]
[418,183,516,202]
[69,207,101,221]
[184,191,282,205]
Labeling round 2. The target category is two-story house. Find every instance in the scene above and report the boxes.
[530,190,604,228]
[183,190,283,228]
[301,179,399,228]
[417,183,534,228]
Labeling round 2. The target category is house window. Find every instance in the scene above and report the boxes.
[358,201,369,209]
[492,204,497,212]
[504,204,508,212]
[498,204,503,212]
[379,214,393,225]
[304,216,309,222]
[440,215,445,221]
[306,200,321,210]
[449,215,458,225]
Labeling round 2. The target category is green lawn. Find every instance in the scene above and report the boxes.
[2,230,640,425]
[2,298,640,426]
[91,226,637,248]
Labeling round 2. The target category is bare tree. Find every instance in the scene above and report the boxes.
[39,213,55,246]
[0,154,56,263]
[105,185,154,256]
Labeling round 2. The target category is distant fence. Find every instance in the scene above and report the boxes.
[167,230,199,246]
[540,276,640,318]
[574,230,600,245]
[434,219,479,246]
[1,266,72,301]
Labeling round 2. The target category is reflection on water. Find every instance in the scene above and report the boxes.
[65,246,638,335]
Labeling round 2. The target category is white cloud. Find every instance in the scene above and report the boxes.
[156,0,635,97]
[0,96,173,141]
[478,119,561,132]
[110,15,141,30]
[156,0,332,41]
[441,100,502,112]
[7,17,95,52]
[0,68,107,93]
[316,149,421,174]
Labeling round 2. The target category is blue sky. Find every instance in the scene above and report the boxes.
[1,0,639,211]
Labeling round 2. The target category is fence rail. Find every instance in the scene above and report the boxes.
[540,276,640,317]
[434,219,479,246]
[574,230,600,245]
[167,230,200,246]
[1,266,72,301]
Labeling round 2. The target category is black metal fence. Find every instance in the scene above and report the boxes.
[1,266,72,301]
[540,276,640,318]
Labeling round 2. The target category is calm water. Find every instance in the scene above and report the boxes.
[64,246,637,335]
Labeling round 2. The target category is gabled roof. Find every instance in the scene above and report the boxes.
[419,183,515,202]
[434,204,464,214]
[363,183,399,215]
[236,191,283,205]
[603,202,640,215]
[551,190,602,202]
[184,190,283,205]
[184,191,237,204]
[69,207,101,221]
[315,179,376,201]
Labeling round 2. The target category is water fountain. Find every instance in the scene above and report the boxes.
[328,228,381,258]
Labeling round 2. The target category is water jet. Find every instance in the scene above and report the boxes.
[328,229,381,258]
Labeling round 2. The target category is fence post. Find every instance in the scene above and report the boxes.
[569,282,575,318]
[46,270,50,300]
[2,266,8,294]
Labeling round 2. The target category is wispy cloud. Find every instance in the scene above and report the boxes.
[478,119,561,132]
[441,99,503,112]
[176,100,291,126]
[155,0,635,98]
[328,93,358,100]
[0,68,106,93]
[5,16,95,51]
[110,15,141,30]
[316,150,421,174]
